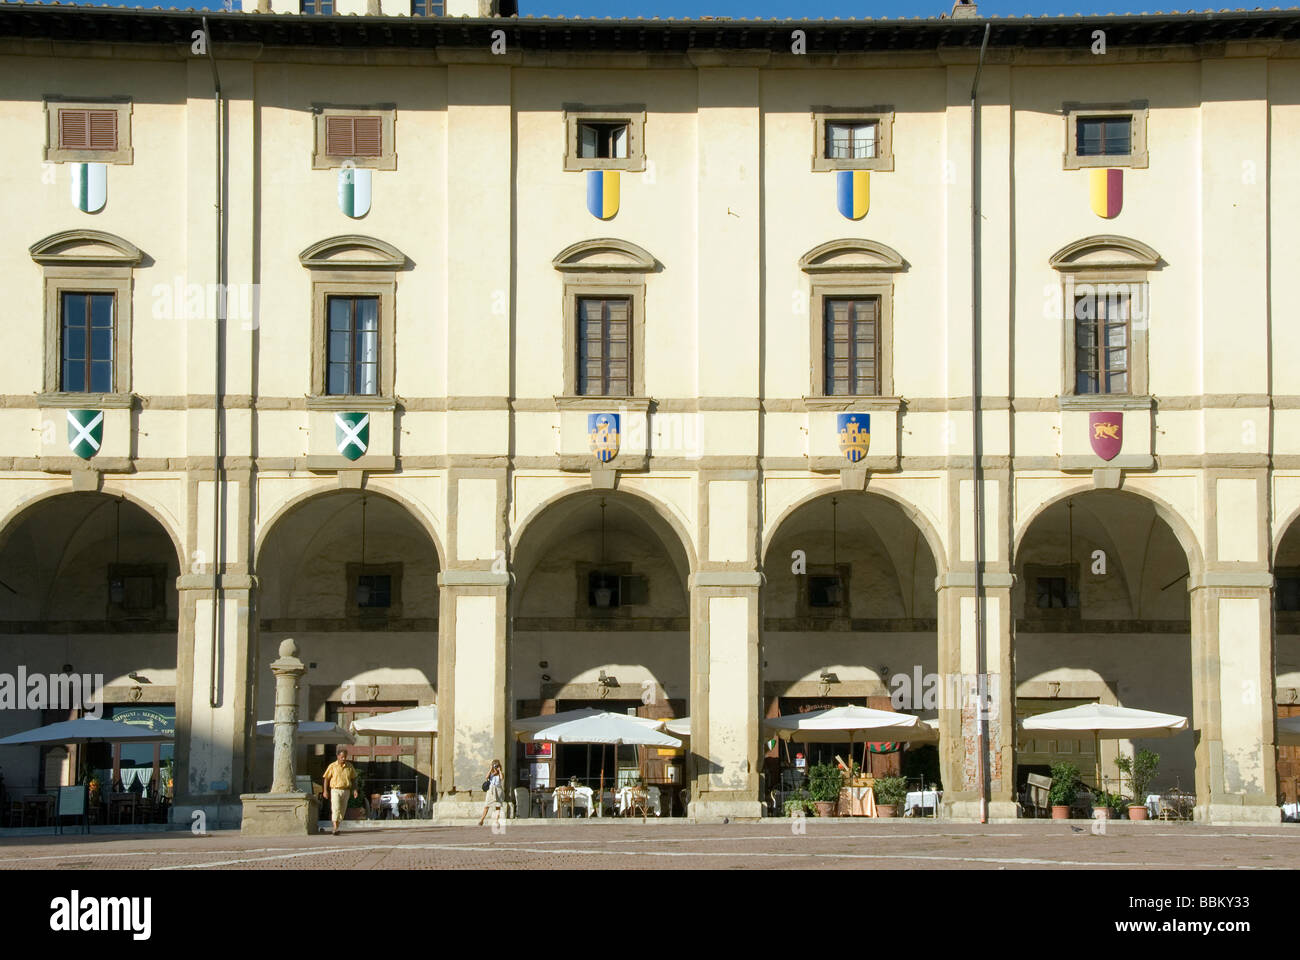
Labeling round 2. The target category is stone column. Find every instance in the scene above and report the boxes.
[270,639,305,793]
[238,638,319,835]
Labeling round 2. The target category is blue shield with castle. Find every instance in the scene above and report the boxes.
[587,413,621,463]
[837,413,870,464]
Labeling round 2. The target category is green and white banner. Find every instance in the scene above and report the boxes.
[338,167,371,218]
[70,162,107,214]
[334,412,369,461]
[66,409,104,460]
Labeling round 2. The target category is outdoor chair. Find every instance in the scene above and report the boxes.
[627,786,649,822]
[1022,774,1051,818]
[400,794,418,819]
[554,785,576,818]
[513,786,531,819]
[369,794,384,819]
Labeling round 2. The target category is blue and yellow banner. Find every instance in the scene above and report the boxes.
[836,170,869,220]
[586,170,620,220]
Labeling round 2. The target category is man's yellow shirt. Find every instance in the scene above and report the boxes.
[324,760,357,790]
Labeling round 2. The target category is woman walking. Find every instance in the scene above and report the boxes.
[478,758,505,826]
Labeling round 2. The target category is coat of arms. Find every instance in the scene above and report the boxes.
[587,413,620,463]
[837,413,870,464]
[66,409,103,460]
[335,412,370,461]
[1088,411,1123,461]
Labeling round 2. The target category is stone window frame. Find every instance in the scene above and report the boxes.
[1062,101,1149,171]
[300,236,406,405]
[799,239,903,403]
[345,561,404,619]
[1022,562,1081,621]
[44,97,133,165]
[562,104,647,173]
[312,104,398,171]
[796,563,853,620]
[1050,235,1158,404]
[30,229,142,401]
[810,106,895,173]
[553,239,656,402]
[107,562,169,621]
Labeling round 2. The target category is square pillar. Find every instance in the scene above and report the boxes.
[1189,575,1281,823]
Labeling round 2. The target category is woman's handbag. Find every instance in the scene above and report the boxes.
[481,779,491,792]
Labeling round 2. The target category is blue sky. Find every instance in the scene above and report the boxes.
[71,1,1230,18]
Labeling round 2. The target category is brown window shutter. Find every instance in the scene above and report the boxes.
[88,110,118,150]
[353,117,382,157]
[59,109,90,149]
[325,116,355,156]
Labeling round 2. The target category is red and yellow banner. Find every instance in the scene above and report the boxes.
[1089,168,1123,219]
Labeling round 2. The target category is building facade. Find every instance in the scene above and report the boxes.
[0,2,1297,823]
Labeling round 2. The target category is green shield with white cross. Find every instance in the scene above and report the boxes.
[334,412,369,461]
[66,409,104,460]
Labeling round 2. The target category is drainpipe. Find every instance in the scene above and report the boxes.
[203,17,226,711]
[970,22,991,824]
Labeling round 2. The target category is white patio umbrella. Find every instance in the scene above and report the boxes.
[0,717,174,747]
[348,706,438,807]
[664,717,691,738]
[765,704,924,774]
[511,707,661,739]
[527,711,681,816]
[1277,715,1300,747]
[1020,703,1188,792]
[255,720,353,745]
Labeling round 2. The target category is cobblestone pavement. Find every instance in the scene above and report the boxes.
[1,820,1297,869]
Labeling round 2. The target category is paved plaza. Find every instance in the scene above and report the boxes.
[0,820,1297,871]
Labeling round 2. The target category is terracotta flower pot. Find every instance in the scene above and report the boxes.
[814,801,837,818]
[1093,807,1111,820]
[344,806,365,820]
[876,804,898,818]
[1127,804,1149,821]
[1051,804,1071,820]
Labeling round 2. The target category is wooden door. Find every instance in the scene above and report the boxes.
[1279,704,1300,805]
[1015,697,1098,788]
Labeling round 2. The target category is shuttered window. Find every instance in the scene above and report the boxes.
[325,116,382,158]
[577,297,631,397]
[301,0,335,12]
[60,292,115,393]
[326,296,380,396]
[410,0,444,12]
[58,109,118,151]
[1074,292,1129,394]
[577,122,629,159]
[823,298,879,397]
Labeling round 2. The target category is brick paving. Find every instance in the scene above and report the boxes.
[1,820,1298,870]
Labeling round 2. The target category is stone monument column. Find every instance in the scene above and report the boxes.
[239,638,320,834]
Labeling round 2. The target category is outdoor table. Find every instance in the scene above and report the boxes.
[553,786,594,817]
[380,791,402,819]
[840,785,876,817]
[617,786,662,816]
[109,793,138,825]
[904,790,942,817]
[1144,794,1162,818]
[1282,802,1299,822]
[24,795,54,826]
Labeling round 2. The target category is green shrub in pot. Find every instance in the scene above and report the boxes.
[1048,761,1080,808]
[873,776,908,808]
[807,762,845,803]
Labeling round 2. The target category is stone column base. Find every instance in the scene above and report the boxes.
[433,798,490,820]
[688,798,765,822]
[942,799,1020,821]
[239,793,320,835]
[169,799,244,830]
[1199,803,1282,825]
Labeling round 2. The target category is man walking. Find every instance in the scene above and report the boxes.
[323,748,358,836]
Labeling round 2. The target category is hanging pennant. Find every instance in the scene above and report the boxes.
[338,167,372,218]
[586,170,620,220]
[1089,168,1123,219]
[836,170,869,220]
[70,163,107,214]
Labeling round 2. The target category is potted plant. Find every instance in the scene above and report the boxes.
[1116,750,1159,820]
[782,791,815,818]
[1091,788,1124,820]
[345,773,367,820]
[1048,761,1080,819]
[874,776,908,818]
[807,762,844,817]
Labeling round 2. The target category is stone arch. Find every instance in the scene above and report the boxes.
[29,228,144,266]
[254,485,446,572]
[798,238,906,274]
[551,237,658,273]
[298,234,408,270]
[509,485,697,595]
[1013,484,1203,575]
[1048,234,1162,272]
[0,485,183,570]
[761,486,947,575]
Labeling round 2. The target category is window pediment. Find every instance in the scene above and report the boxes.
[1050,235,1160,271]
[299,235,407,270]
[799,238,904,274]
[29,229,142,266]
[552,238,657,274]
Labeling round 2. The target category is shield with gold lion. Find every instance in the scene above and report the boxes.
[1088,411,1123,461]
